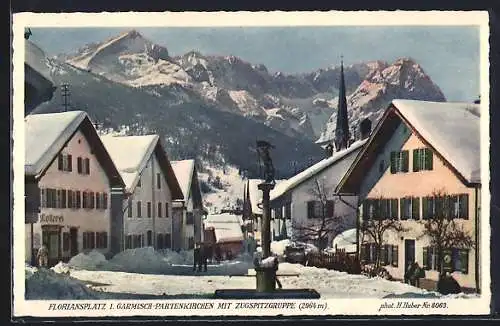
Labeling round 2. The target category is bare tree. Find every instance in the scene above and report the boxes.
[360,195,406,269]
[291,178,347,250]
[418,189,474,273]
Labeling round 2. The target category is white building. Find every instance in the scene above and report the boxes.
[269,140,367,248]
[170,160,205,250]
[25,111,125,266]
[100,135,184,251]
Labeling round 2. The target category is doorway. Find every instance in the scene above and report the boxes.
[404,239,416,272]
[42,226,61,267]
[70,228,78,256]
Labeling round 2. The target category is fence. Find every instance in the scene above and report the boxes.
[304,249,361,274]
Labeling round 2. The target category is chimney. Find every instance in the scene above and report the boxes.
[360,118,372,140]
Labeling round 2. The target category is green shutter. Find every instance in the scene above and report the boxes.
[381,245,388,265]
[390,151,396,174]
[443,248,453,272]
[392,245,399,267]
[459,249,469,274]
[307,201,314,219]
[460,194,469,219]
[422,247,429,270]
[422,197,428,219]
[413,149,420,172]
[426,148,433,170]
[391,199,398,219]
[400,198,406,220]
[412,197,420,220]
[402,150,409,172]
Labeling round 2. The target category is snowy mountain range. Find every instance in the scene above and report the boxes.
[34,29,446,178]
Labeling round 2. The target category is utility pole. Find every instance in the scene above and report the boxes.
[61,83,71,112]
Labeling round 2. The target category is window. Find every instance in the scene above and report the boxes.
[147,202,152,218]
[147,231,152,247]
[67,190,73,209]
[95,192,101,209]
[76,191,81,208]
[58,154,73,172]
[157,233,164,249]
[84,158,90,175]
[157,202,162,218]
[413,148,434,172]
[165,203,169,217]
[390,150,409,173]
[423,194,468,220]
[103,193,108,209]
[186,212,194,225]
[164,234,171,248]
[137,201,142,218]
[61,190,67,209]
[82,191,88,209]
[96,232,108,249]
[423,247,468,274]
[125,235,132,249]
[83,232,96,250]
[157,173,161,189]
[400,197,420,220]
[285,203,292,220]
[77,157,83,174]
[391,245,399,267]
[307,200,333,219]
[89,191,95,209]
[363,198,398,220]
[62,232,70,251]
[56,189,62,208]
[274,207,283,219]
[127,199,133,218]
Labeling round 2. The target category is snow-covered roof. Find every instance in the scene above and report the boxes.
[204,213,244,243]
[25,39,54,84]
[170,159,196,200]
[270,139,367,201]
[25,111,87,177]
[100,135,159,192]
[392,99,481,183]
[332,228,357,253]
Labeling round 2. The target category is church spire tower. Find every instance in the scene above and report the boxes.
[334,56,350,152]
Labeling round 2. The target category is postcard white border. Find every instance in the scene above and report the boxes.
[12,10,491,317]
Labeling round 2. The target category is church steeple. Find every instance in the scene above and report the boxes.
[334,56,350,152]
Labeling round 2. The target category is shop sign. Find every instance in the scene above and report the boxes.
[39,213,64,224]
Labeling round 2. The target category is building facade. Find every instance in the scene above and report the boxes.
[25,111,125,266]
[100,135,184,251]
[171,160,205,250]
[269,140,366,249]
[337,99,481,291]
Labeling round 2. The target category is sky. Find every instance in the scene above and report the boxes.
[30,26,481,102]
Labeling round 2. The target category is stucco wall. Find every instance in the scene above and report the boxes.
[360,127,478,289]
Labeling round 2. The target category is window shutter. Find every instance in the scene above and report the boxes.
[426,148,433,170]
[392,245,398,267]
[422,247,429,270]
[413,149,420,172]
[379,199,387,218]
[459,194,469,219]
[402,150,409,172]
[391,199,398,219]
[77,157,82,174]
[411,197,420,220]
[326,200,334,217]
[362,200,368,220]
[85,158,90,174]
[400,198,406,220]
[382,245,388,265]
[422,197,428,219]
[360,244,367,264]
[442,248,453,272]
[61,190,67,209]
[76,191,81,208]
[390,151,396,174]
[307,201,314,219]
[58,154,63,170]
[103,193,108,209]
[67,155,72,172]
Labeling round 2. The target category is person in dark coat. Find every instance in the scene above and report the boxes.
[214,245,222,264]
[200,243,208,272]
[412,262,425,287]
[436,272,462,295]
[193,243,200,271]
[404,262,415,285]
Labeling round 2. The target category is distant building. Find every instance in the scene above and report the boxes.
[170,160,206,250]
[204,213,244,258]
[269,139,367,248]
[337,99,481,292]
[24,111,125,266]
[100,135,184,251]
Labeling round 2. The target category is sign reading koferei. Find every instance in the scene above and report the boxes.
[39,213,64,224]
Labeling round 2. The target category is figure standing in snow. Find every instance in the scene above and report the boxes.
[193,243,200,272]
[412,262,425,287]
[404,261,415,285]
[200,243,208,272]
[37,243,49,268]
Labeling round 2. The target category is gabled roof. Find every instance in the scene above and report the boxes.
[337,99,481,193]
[270,139,367,201]
[25,39,54,85]
[204,213,244,243]
[170,159,196,201]
[25,111,124,188]
[100,135,183,199]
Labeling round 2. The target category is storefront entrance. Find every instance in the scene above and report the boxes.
[42,225,62,267]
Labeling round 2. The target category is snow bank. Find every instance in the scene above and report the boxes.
[68,250,109,270]
[271,239,292,256]
[107,247,175,274]
[51,261,71,274]
[25,266,101,300]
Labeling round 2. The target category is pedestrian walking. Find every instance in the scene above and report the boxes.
[37,243,49,268]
